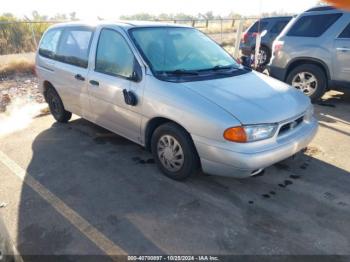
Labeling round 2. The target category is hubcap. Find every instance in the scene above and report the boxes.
[157,135,184,172]
[292,72,318,96]
[257,49,267,65]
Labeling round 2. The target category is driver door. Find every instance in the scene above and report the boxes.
[87,27,144,143]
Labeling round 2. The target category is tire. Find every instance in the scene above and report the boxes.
[46,87,72,123]
[254,45,271,66]
[286,64,327,102]
[151,122,200,180]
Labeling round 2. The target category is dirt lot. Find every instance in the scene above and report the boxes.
[0,76,349,259]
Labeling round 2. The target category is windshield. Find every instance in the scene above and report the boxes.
[129,27,240,74]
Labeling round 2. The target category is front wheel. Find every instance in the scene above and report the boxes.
[151,123,200,180]
[286,64,327,102]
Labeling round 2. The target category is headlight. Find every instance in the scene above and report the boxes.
[224,124,277,143]
[304,104,314,122]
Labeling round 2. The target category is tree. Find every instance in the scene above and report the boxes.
[120,13,155,20]
[204,11,214,19]
[51,13,67,21]
[228,12,242,19]
[31,11,48,21]
[69,12,78,21]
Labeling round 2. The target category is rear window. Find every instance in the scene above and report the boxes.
[339,23,350,38]
[270,20,290,34]
[287,13,342,37]
[39,29,62,59]
[56,28,93,68]
[248,21,269,33]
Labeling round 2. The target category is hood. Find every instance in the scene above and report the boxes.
[182,71,310,124]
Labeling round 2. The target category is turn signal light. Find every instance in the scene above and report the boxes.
[223,126,247,143]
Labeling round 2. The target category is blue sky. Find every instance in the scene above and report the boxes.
[4,0,320,19]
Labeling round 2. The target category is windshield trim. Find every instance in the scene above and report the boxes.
[127,26,244,82]
[154,69,251,83]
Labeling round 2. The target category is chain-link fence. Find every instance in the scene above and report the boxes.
[0,18,257,57]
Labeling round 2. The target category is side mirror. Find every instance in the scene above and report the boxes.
[123,89,137,106]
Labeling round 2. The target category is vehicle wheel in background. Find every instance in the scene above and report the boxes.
[286,64,327,102]
[46,87,72,123]
[255,46,271,66]
[151,122,200,180]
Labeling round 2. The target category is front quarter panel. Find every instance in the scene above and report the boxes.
[140,75,241,144]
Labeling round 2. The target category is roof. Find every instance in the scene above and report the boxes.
[305,6,336,12]
[305,5,350,13]
[260,16,293,20]
[48,20,191,30]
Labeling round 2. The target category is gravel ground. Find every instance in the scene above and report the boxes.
[0,75,44,112]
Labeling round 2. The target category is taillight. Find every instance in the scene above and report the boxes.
[273,40,284,56]
[241,32,249,44]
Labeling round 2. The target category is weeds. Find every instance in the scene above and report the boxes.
[0,58,35,78]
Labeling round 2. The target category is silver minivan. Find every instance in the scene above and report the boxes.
[36,21,318,180]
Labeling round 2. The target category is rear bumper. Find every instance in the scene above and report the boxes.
[268,65,287,81]
[193,118,318,178]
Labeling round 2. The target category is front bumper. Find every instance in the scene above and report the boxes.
[193,118,318,178]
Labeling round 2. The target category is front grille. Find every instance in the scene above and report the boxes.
[278,116,304,136]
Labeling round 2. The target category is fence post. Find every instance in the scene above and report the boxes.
[220,19,223,43]
[233,19,244,59]
[28,22,38,49]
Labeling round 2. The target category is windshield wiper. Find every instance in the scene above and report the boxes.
[210,65,239,71]
[197,64,240,75]
[161,69,199,76]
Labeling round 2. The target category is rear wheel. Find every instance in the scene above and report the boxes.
[46,87,72,123]
[255,46,271,66]
[151,122,199,180]
[286,64,327,102]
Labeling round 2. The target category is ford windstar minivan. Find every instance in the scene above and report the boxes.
[36,21,318,180]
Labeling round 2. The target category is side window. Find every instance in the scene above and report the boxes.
[287,13,342,37]
[339,23,350,38]
[39,29,62,59]
[56,28,93,68]
[95,29,135,78]
[248,21,269,33]
[270,20,289,34]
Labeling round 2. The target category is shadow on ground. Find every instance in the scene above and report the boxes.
[15,112,350,257]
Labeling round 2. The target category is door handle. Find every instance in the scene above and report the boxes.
[89,80,99,86]
[336,47,350,52]
[74,74,85,81]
